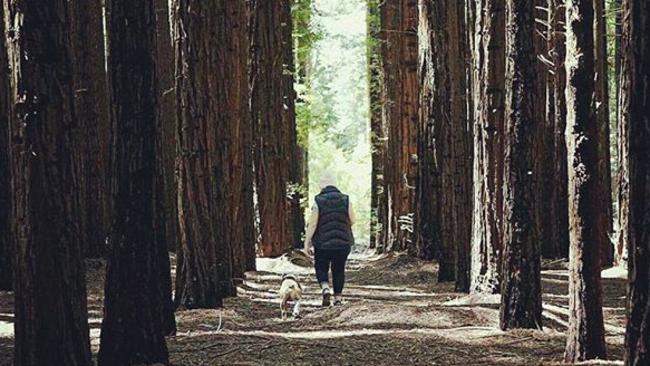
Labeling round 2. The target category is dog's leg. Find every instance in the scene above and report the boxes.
[281,298,288,320]
[292,300,301,319]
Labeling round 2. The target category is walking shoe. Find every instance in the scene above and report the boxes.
[322,288,331,307]
[333,299,342,306]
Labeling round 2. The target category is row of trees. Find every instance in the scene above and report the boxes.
[0,0,306,364]
[368,0,649,363]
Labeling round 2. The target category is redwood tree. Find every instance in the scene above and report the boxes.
[564,0,608,360]
[4,0,92,363]
[621,0,650,363]
[0,6,11,291]
[154,0,179,253]
[174,0,250,307]
[550,0,570,259]
[98,1,174,364]
[250,0,300,257]
[69,0,110,258]
[470,0,506,294]
[368,0,386,251]
[499,0,542,330]
[594,0,614,267]
[381,0,418,253]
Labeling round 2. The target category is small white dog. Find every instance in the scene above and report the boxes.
[279,273,303,320]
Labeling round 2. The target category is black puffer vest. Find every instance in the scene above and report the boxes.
[313,186,354,250]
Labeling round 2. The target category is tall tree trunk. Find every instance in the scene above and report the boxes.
[454,0,473,293]
[550,0,570,259]
[368,0,385,251]
[4,0,92,364]
[470,0,506,294]
[500,0,542,331]
[173,0,248,308]
[416,0,442,262]
[534,0,556,259]
[154,0,179,253]
[594,0,614,267]
[0,5,11,291]
[381,0,418,253]
[564,0,608,361]
[622,0,650,364]
[98,1,174,364]
[250,0,298,257]
[70,0,110,258]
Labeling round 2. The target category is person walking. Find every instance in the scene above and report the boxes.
[304,172,356,306]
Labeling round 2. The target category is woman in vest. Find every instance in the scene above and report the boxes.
[304,172,356,306]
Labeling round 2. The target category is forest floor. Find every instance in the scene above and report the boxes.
[0,251,628,365]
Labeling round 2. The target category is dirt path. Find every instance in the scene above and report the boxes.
[165,253,626,365]
[0,252,628,365]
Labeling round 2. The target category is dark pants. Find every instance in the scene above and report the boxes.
[314,247,350,295]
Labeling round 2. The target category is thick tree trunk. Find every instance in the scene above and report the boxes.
[0,7,11,291]
[368,0,385,251]
[594,0,614,267]
[154,0,179,253]
[470,0,506,294]
[250,0,298,257]
[621,0,650,364]
[173,0,248,308]
[550,0,570,259]
[70,0,110,258]
[4,0,92,364]
[563,0,608,361]
[381,0,418,253]
[98,1,174,364]
[499,0,542,331]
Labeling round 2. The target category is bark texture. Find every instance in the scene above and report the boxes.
[173,0,249,307]
[470,0,505,294]
[563,0,608,360]
[98,0,174,363]
[250,0,300,257]
[499,0,542,331]
[622,0,650,364]
[381,0,418,253]
[0,5,11,291]
[4,0,92,364]
[70,0,110,258]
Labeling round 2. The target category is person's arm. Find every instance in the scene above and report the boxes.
[304,204,319,251]
[348,201,356,226]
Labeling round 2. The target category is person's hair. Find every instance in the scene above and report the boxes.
[319,171,337,188]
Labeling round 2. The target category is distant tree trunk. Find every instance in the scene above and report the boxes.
[415,0,440,262]
[615,0,629,265]
[4,0,92,364]
[70,0,110,258]
[500,0,542,331]
[622,0,650,364]
[381,0,418,253]
[534,0,556,260]
[594,0,614,267]
[550,0,570,259]
[0,7,11,291]
[250,0,298,257]
[154,0,179,253]
[563,0,608,361]
[229,0,255,280]
[174,0,248,308]
[98,1,174,364]
[470,0,505,294]
[368,0,385,251]
[454,0,472,293]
